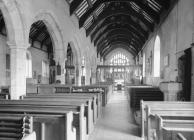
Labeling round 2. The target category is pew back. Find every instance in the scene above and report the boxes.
[141,101,194,140]
[0,104,78,140]
[129,87,164,110]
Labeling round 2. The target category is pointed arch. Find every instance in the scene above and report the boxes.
[28,11,65,61]
[0,0,25,45]
[153,35,161,77]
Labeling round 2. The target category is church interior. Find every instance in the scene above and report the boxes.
[0,0,194,140]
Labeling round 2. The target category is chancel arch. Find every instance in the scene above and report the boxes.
[97,47,138,84]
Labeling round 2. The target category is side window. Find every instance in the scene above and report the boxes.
[153,36,161,77]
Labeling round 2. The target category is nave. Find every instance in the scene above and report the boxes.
[89,90,141,140]
[0,0,194,140]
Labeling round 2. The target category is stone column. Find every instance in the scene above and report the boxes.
[55,49,65,84]
[8,42,27,99]
[75,64,79,85]
[191,46,194,101]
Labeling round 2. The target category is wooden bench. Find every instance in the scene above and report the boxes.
[54,85,109,106]
[22,95,94,135]
[0,93,9,99]
[155,115,194,140]
[129,87,164,110]
[31,92,101,120]
[34,84,107,107]
[38,92,102,122]
[50,92,102,119]
[0,115,34,140]
[176,133,187,140]
[141,101,194,140]
[0,101,85,140]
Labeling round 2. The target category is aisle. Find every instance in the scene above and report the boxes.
[89,90,141,140]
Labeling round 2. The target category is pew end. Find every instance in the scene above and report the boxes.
[22,131,36,140]
[66,111,76,140]
[176,133,187,140]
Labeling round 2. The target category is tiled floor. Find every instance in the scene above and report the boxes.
[89,90,142,140]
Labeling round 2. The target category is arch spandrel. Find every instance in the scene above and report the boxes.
[0,0,25,46]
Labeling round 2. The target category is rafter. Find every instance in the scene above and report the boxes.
[79,0,159,28]
[91,14,148,41]
[86,5,154,36]
[98,36,139,54]
[70,0,83,15]
[97,33,142,51]
[101,43,137,57]
[94,24,146,47]
[92,23,147,46]
[30,23,47,42]
[100,41,138,57]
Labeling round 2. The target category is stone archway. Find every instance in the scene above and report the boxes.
[27,11,65,84]
[29,11,65,62]
[0,0,26,99]
[65,35,82,85]
[0,0,25,45]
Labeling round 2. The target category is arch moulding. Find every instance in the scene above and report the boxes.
[0,0,25,47]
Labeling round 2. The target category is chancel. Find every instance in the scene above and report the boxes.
[0,0,194,140]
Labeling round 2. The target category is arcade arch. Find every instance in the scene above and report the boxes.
[0,0,26,99]
[28,20,55,84]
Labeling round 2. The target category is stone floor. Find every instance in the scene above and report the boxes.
[89,90,142,140]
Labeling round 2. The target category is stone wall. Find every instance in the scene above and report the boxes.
[138,0,194,89]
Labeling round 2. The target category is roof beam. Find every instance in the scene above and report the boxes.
[94,25,146,46]
[30,24,47,41]
[100,41,138,57]
[97,33,142,51]
[91,15,148,41]
[98,37,139,54]
[70,0,83,15]
[79,0,159,28]
[102,43,137,57]
[86,5,154,36]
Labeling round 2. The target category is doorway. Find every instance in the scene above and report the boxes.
[178,48,192,101]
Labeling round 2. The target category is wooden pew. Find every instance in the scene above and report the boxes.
[34,84,104,108]
[0,93,9,99]
[54,85,108,106]
[0,115,34,140]
[73,86,109,106]
[51,93,102,119]
[176,133,187,140]
[141,101,194,140]
[129,87,163,110]
[22,131,36,140]
[0,101,84,140]
[155,115,194,140]
[22,95,94,135]
[32,92,101,120]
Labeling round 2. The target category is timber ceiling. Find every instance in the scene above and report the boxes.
[67,0,177,57]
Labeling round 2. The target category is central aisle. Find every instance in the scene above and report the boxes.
[89,90,141,140]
